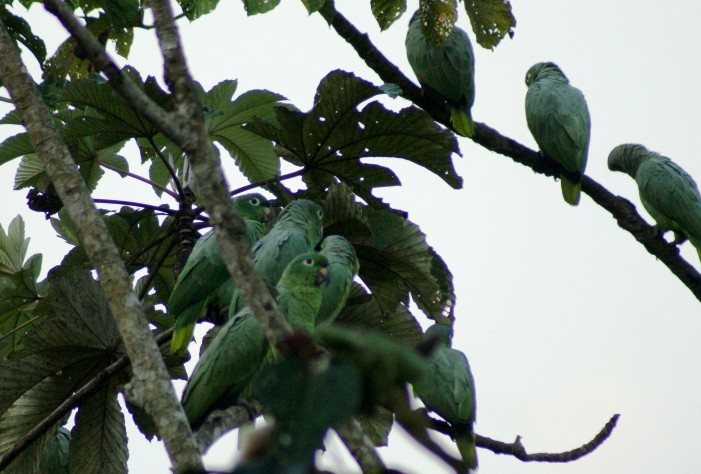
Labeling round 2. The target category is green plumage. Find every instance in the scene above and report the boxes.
[168,194,271,353]
[406,11,476,137]
[316,235,359,325]
[229,199,324,317]
[609,143,701,261]
[413,324,477,472]
[39,427,71,474]
[525,62,591,205]
[182,252,330,428]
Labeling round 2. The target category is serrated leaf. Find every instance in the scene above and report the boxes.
[178,0,220,20]
[13,154,46,190]
[245,70,461,207]
[200,82,284,183]
[0,215,30,274]
[419,0,458,45]
[241,0,280,15]
[371,0,406,30]
[8,423,63,474]
[464,0,516,49]
[103,0,139,28]
[0,132,34,166]
[50,207,80,246]
[0,6,46,66]
[44,15,112,80]
[69,384,127,474]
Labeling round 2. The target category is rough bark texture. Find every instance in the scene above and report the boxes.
[336,418,386,473]
[0,20,202,474]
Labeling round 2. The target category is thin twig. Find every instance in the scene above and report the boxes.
[98,159,179,198]
[147,135,186,198]
[0,329,174,470]
[430,414,620,463]
[137,231,179,299]
[324,4,701,303]
[93,198,179,215]
[0,314,45,343]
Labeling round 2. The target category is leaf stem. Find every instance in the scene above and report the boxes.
[93,198,179,215]
[97,159,179,198]
[147,136,186,199]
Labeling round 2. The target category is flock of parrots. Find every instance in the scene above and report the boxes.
[166,10,701,473]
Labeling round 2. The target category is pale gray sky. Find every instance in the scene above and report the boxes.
[1,1,700,473]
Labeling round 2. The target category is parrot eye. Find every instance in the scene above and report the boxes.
[317,210,324,219]
[250,198,260,206]
[303,258,314,266]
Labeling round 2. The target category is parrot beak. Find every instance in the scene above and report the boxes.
[315,266,331,286]
[261,207,272,223]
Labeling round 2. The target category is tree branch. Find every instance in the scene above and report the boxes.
[94,198,179,215]
[323,5,701,303]
[98,158,179,198]
[335,417,386,474]
[0,10,203,472]
[430,413,619,463]
[194,400,263,452]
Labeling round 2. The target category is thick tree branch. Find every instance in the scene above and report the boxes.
[430,413,619,463]
[324,5,701,303]
[194,400,263,451]
[336,418,386,474]
[0,18,202,473]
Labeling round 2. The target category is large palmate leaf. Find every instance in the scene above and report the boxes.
[0,216,47,359]
[371,0,406,30]
[463,0,516,49]
[69,384,128,474]
[178,0,221,20]
[323,184,455,324]
[0,5,46,67]
[103,0,139,29]
[245,70,461,207]
[419,0,458,45]
[198,80,284,183]
[241,0,281,15]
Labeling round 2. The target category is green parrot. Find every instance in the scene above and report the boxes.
[39,427,71,474]
[525,62,591,206]
[406,10,476,137]
[168,193,271,353]
[228,199,324,317]
[181,252,330,428]
[412,324,477,472]
[316,235,359,325]
[608,143,701,261]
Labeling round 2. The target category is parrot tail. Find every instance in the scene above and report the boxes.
[456,432,478,473]
[170,322,195,354]
[560,175,581,206]
[450,106,475,137]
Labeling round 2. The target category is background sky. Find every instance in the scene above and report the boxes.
[1,1,701,473]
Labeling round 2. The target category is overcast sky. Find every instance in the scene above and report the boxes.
[1,1,701,473]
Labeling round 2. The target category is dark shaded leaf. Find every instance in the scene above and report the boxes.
[356,407,393,446]
[300,0,324,14]
[371,0,406,30]
[419,0,458,45]
[241,0,280,15]
[0,6,46,66]
[464,0,516,49]
[103,0,139,28]
[38,427,71,474]
[178,0,220,20]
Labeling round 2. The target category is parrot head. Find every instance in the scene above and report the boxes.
[423,323,454,347]
[233,193,272,223]
[608,143,651,176]
[279,252,331,289]
[525,62,568,86]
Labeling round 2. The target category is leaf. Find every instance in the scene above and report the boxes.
[0,6,46,66]
[38,427,71,474]
[0,132,34,166]
[371,0,406,30]
[419,0,458,45]
[13,154,46,190]
[241,0,281,15]
[178,0,221,20]
[50,207,80,246]
[200,81,284,183]
[245,70,461,207]
[0,215,30,275]
[464,0,516,49]
[69,384,128,474]
[356,407,393,446]
[300,0,324,14]
[103,0,139,28]
[7,423,63,474]
[44,15,112,80]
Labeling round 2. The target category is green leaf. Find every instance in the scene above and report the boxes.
[50,207,80,246]
[245,70,461,207]
[371,0,406,30]
[0,6,46,66]
[103,0,139,28]
[13,154,46,190]
[0,215,30,275]
[114,26,134,57]
[178,0,220,20]
[44,15,112,80]
[200,81,284,183]
[38,427,71,474]
[0,132,34,166]
[419,0,458,45]
[464,0,516,49]
[300,0,324,14]
[69,384,128,474]
[242,0,280,15]
[356,407,393,446]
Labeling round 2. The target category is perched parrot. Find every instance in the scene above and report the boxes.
[406,10,476,137]
[316,235,359,325]
[181,252,330,428]
[412,324,477,472]
[39,427,71,474]
[228,199,324,317]
[168,193,271,353]
[525,62,591,206]
[608,143,701,261]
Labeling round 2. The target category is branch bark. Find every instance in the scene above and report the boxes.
[0,18,202,474]
[323,5,701,303]
[336,418,386,474]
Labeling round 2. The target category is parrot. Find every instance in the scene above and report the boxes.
[412,324,477,472]
[39,427,71,474]
[525,61,591,206]
[405,10,476,137]
[608,143,701,262]
[228,199,324,317]
[168,193,271,353]
[181,252,330,428]
[316,235,359,325]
